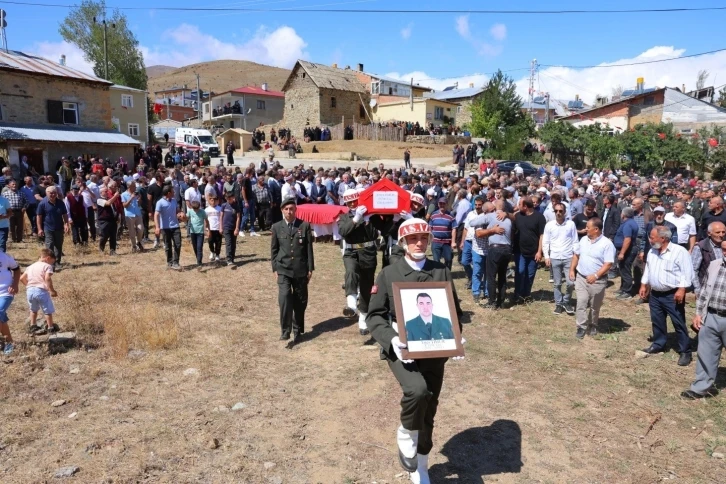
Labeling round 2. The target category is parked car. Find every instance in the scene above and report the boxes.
[496,161,547,177]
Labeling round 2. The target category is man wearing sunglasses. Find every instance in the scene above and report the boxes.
[544,203,578,315]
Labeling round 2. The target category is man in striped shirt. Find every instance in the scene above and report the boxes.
[429,197,456,270]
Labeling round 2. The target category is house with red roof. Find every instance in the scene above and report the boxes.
[201,84,284,131]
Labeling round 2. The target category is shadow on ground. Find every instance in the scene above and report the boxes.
[429,419,522,483]
[597,317,631,333]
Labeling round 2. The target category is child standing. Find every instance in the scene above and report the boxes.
[204,196,222,263]
[0,251,21,355]
[187,200,207,269]
[220,193,240,266]
[20,249,58,335]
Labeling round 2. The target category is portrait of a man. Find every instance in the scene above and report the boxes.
[405,292,455,342]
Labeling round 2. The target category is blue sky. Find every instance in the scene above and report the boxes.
[6,0,726,100]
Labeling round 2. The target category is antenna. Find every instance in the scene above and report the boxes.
[0,9,8,52]
[528,58,538,120]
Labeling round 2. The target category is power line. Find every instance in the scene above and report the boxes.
[3,1,726,13]
[540,47,726,69]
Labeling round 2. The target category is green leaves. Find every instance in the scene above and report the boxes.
[469,70,534,159]
[59,0,147,91]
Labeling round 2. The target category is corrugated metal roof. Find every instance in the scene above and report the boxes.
[521,101,556,110]
[0,123,139,144]
[284,61,368,93]
[425,87,484,101]
[229,86,285,98]
[0,50,109,84]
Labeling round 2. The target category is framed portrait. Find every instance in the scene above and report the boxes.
[392,282,464,359]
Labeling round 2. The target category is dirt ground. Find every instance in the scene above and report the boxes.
[1,233,725,483]
[303,140,455,162]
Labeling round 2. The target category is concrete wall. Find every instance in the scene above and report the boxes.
[110,86,148,146]
[4,141,135,176]
[404,135,471,144]
[0,71,112,129]
[375,99,457,126]
[283,66,321,136]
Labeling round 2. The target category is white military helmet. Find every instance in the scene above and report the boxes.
[410,193,425,206]
[397,218,432,247]
[342,188,360,203]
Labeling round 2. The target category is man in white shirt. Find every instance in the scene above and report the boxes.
[543,191,571,223]
[337,173,354,205]
[639,225,695,366]
[82,176,98,241]
[459,196,485,301]
[281,175,305,203]
[569,217,615,339]
[544,202,578,315]
[665,201,697,250]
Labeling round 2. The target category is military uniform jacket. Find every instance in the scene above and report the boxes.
[367,258,463,360]
[271,218,314,278]
[338,211,381,267]
[405,314,455,341]
[687,199,703,225]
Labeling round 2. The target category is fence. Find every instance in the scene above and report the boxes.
[329,122,405,142]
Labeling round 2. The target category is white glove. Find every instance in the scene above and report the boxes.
[352,205,367,223]
[452,337,466,361]
[393,214,401,222]
[400,211,413,220]
[391,336,414,364]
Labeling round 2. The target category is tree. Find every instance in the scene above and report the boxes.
[579,124,624,169]
[59,0,147,90]
[469,70,534,159]
[696,69,709,90]
[718,86,726,108]
[611,84,624,99]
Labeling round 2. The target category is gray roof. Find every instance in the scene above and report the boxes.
[0,50,109,84]
[521,101,556,110]
[111,84,147,93]
[284,61,367,93]
[425,86,484,101]
[0,123,140,144]
[363,72,433,90]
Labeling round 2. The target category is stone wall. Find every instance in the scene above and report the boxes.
[404,135,471,144]
[0,71,112,129]
[457,100,474,126]
[319,87,371,127]
[5,141,135,176]
[282,68,321,137]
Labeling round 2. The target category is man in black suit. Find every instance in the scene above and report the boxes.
[270,197,315,346]
[310,176,328,204]
[601,194,621,241]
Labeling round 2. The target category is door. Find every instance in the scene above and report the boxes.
[17,149,44,175]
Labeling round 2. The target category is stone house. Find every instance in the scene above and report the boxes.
[281,60,371,136]
[351,65,433,106]
[0,50,139,175]
[110,84,149,146]
[424,85,485,127]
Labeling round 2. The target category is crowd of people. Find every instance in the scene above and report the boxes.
[2,148,726,482]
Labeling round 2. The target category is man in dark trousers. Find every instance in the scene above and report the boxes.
[338,188,379,335]
[270,197,314,346]
[367,218,463,483]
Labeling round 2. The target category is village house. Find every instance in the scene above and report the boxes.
[373,98,461,127]
[521,96,559,128]
[424,85,484,126]
[0,50,139,175]
[154,86,211,108]
[110,84,148,146]
[352,65,433,106]
[559,80,726,134]
[201,84,284,131]
[281,61,371,136]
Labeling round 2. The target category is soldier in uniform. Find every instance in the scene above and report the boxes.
[270,197,314,346]
[386,193,427,268]
[661,184,677,213]
[338,188,380,335]
[684,188,704,227]
[367,218,463,484]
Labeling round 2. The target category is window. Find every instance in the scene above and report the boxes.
[331,97,337,108]
[643,96,655,106]
[63,102,78,124]
[257,100,266,110]
[434,106,444,120]
[457,106,462,113]
[121,94,133,108]
[359,104,366,119]
[371,82,380,95]
[128,123,140,137]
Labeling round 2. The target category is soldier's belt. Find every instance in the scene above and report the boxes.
[346,241,377,249]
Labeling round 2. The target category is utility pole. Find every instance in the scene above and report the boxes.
[93,16,115,80]
[527,58,538,121]
[194,72,201,123]
[410,77,414,111]
[544,93,550,124]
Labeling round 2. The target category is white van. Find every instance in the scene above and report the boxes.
[174,128,220,156]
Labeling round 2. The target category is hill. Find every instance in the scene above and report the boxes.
[146,60,291,96]
[146,65,177,78]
